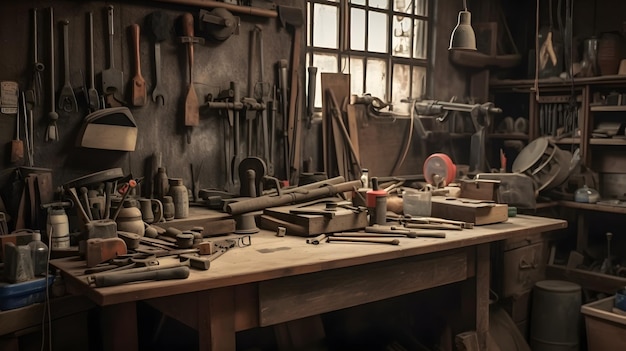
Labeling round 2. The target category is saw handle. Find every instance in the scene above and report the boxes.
[182,13,194,81]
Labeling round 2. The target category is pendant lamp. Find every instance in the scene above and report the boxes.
[448,0,477,51]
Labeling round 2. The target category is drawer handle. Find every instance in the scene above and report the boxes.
[519,259,536,270]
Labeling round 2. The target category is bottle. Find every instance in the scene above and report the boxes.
[154,167,169,200]
[162,195,175,220]
[28,231,49,277]
[360,168,370,188]
[168,178,189,219]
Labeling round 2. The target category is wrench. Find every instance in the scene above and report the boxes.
[152,41,165,104]
[58,20,78,113]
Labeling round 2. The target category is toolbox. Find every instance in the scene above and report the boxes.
[0,275,54,310]
[581,296,626,350]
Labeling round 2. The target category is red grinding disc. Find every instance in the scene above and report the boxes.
[423,153,456,186]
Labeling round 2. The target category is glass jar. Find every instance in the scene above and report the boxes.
[168,178,189,219]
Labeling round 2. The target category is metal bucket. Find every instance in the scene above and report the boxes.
[530,280,581,351]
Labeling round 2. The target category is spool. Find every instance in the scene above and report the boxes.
[47,208,70,249]
[512,137,572,191]
[530,280,581,351]
[366,178,388,225]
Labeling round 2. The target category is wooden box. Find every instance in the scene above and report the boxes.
[262,203,368,236]
[582,296,626,351]
[460,179,499,202]
[430,197,508,225]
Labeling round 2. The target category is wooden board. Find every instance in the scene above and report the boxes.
[263,202,368,236]
[431,197,508,225]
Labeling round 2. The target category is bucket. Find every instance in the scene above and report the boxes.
[530,280,581,351]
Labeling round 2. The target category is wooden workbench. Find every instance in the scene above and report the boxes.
[50,214,566,350]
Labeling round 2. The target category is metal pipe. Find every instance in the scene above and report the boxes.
[226,179,361,215]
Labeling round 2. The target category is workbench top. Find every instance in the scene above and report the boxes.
[51,215,566,306]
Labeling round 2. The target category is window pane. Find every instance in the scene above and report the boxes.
[350,8,366,51]
[313,4,338,49]
[413,19,428,59]
[307,3,311,46]
[392,16,412,57]
[393,0,411,14]
[313,53,339,108]
[352,0,366,5]
[365,58,387,101]
[392,64,411,113]
[369,0,388,9]
[341,56,365,96]
[414,0,428,16]
[368,11,388,53]
[412,66,427,99]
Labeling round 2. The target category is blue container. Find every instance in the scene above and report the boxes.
[615,289,626,312]
[0,275,54,310]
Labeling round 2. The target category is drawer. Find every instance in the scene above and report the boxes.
[502,242,544,297]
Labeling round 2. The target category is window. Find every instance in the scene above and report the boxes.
[306,0,431,113]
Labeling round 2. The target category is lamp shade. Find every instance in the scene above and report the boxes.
[448,10,476,51]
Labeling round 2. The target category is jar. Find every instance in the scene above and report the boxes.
[168,178,189,219]
[162,195,175,221]
[115,199,145,236]
[154,167,169,200]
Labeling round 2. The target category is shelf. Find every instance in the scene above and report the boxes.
[590,105,626,112]
[558,200,626,214]
[551,137,580,145]
[490,74,626,91]
[546,264,626,294]
[487,133,529,140]
[589,138,626,146]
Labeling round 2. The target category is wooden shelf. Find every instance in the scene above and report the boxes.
[490,74,626,90]
[590,105,626,112]
[546,264,626,294]
[589,138,626,146]
[552,137,580,145]
[558,200,626,215]
[487,133,529,140]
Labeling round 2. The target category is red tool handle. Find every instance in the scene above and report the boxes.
[182,13,194,82]
[131,24,142,76]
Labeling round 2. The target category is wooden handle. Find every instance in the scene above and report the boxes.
[94,265,190,287]
[131,24,141,76]
[327,236,400,245]
[182,13,194,78]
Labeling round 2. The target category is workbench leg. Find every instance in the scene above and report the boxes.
[100,302,138,351]
[474,244,490,350]
[198,287,236,351]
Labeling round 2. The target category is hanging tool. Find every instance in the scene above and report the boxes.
[179,13,203,143]
[58,20,78,113]
[31,8,44,107]
[11,95,24,165]
[86,12,100,111]
[147,11,169,105]
[102,5,125,106]
[46,8,58,142]
[21,92,33,166]
[130,24,147,107]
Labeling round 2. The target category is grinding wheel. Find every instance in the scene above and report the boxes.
[423,153,456,187]
[238,157,266,197]
[64,168,125,189]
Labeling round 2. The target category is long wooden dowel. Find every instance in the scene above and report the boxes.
[152,0,278,18]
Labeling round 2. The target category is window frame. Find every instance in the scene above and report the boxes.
[305,0,433,109]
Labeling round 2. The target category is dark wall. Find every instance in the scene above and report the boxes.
[0,0,471,197]
[0,0,298,192]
